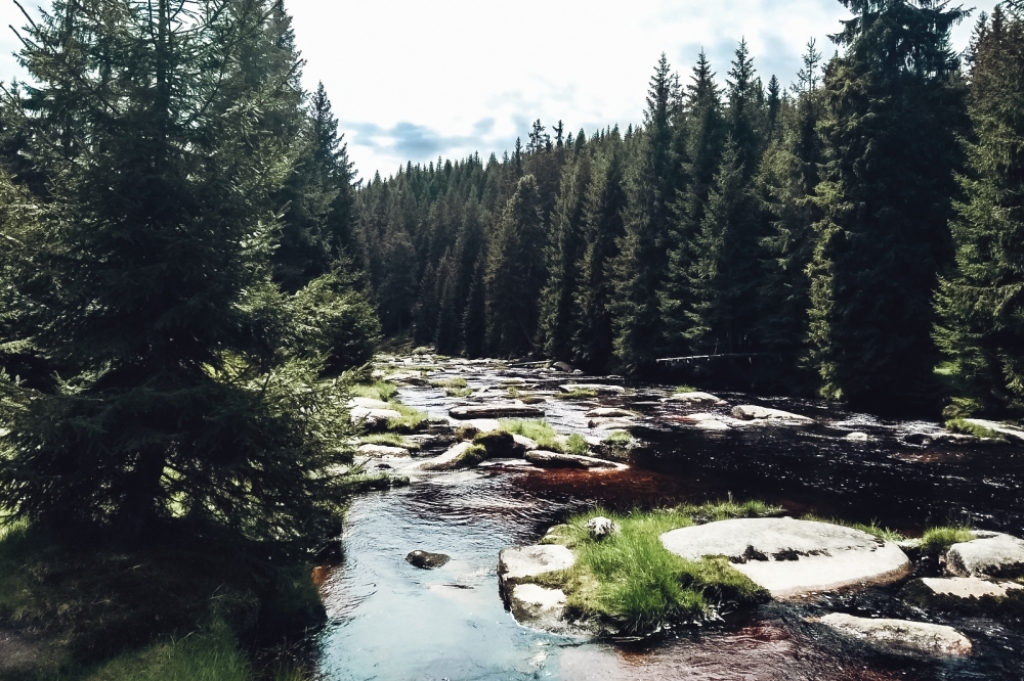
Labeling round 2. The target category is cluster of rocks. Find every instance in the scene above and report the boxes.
[499,516,1024,658]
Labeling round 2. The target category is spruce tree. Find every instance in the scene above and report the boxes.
[484,175,545,356]
[0,0,353,546]
[935,5,1024,417]
[572,132,628,371]
[756,40,826,391]
[660,51,725,355]
[609,54,680,371]
[809,0,967,412]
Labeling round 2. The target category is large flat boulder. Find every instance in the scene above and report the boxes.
[525,450,620,470]
[585,407,637,419]
[816,613,972,656]
[921,576,1024,599]
[350,407,402,426]
[449,404,545,420]
[732,405,814,424]
[418,442,480,471]
[945,532,1024,578]
[660,518,910,599]
[661,391,727,405]
[498,545,576,586]
[357,444,410,458]
[559,384,626,395]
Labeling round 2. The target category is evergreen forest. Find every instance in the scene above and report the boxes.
[1,0,1024,677]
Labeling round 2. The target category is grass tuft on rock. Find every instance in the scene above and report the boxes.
[349,381,398,402]
[945,418,1008,442]
[499,419,561,450]
[384,404,428,433]
[920,526,975,554]
[554,389,598,400]
[533,503,775,635]
[564,433,590,456]
[358,433,418,450]
[673,385,700,394]
[452,444,487,469]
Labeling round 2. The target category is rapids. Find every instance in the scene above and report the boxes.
[313,358,1024,680]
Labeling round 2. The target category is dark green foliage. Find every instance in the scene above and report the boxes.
[935,6,1024,418]
[571,131,628,371]
[484,175,546,356]
[756,42,826,391]
[660,51,726,356]
[609,55,681,372]
[808,0,967,412]
[0,0,359,548]
[682,138,762,358]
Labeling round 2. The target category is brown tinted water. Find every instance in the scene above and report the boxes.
[313,360,1024,680]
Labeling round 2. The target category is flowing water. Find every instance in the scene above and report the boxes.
[313,359,1024,680]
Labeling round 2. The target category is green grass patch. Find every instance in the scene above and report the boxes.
[80,617,249,681]
[0,522,324,681]
[429,377,468,389]
[802,515,905,542]
[345,472,411,492]
[564,433,590,456]
[446,387,474,398]
[945,418,1008,442]
[349,381,398,402]
[920,526,975,554]
[604,431,634,445]
[499,419,562,450]
[357,433,418,450]
[554,389,598,400]
[673,385,700,394]
[532,505,770,635]
[452,444,487,469]
[385,404,428,433]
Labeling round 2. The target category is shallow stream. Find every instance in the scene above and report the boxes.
[314,358,1024,680]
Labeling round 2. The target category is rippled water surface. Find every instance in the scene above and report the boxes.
[314,360,1024,680]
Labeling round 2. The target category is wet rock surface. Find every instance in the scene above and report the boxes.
[660,518,911,599]
[524,450,621,470]
[498,545,576,586]
[815,613,972,656]
[449,404,545,419]
[357,444,410,458]
[507,584,570,633]
[406,550,451,569]
[920,576,1024,599]
[662,391,727,405]
[945,533,1024,578]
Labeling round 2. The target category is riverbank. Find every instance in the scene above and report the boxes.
[0,521,323,681]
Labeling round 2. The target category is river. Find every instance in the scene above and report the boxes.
[313,357,1024,680]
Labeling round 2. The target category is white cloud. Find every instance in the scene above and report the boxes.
[0,0,993,179]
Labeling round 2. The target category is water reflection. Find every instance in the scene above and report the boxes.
[316,362,1024,680]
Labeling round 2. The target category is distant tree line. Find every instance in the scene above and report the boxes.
[352,0,1024,419]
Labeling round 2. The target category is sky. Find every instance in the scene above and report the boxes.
[0,0,993,181]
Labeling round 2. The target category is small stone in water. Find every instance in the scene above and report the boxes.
[406,550,451,569]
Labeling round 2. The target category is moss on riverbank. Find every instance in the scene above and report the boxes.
[534,501,779,635]
[0,522,323,681]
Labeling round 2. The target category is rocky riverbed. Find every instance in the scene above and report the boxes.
[313,353,1024,680]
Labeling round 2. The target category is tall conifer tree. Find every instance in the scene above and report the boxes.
[809,0,967,412]
[935,4,1024,417]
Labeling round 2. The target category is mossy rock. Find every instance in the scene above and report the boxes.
[472,430,523,458]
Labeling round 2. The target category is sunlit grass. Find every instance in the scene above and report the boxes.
[385,404,428,433]
[349,381,398,402]
[532,504,773,634]
[554,389,598,400]
[920,526,975,554]
[945,418,1007,442]
[564,433,589,456]
[499,419,561,450]
[673,385,700,393]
